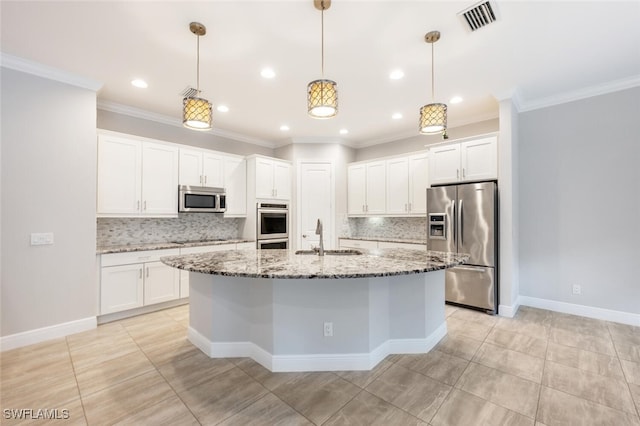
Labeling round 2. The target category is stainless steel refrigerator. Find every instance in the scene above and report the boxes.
[427,181,498,314]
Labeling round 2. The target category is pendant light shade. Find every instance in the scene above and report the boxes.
[308,0,338,119]
[419,30,447,135]
[308,79,338,118]
[183,22,212,131]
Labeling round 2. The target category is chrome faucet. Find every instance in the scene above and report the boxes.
[315,218,324,256]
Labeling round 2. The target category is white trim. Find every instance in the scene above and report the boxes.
[518,75,640,112]
[519,296,640,327]
[0,52,102,91]
[97,100,276,148]
[1,317,97,352]
[188,321,447,372]
[498,299,521,318]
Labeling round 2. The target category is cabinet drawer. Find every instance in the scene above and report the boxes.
[378,241,427,250]
[235,242,255,250]
[101,248,180,267]
[339,239,378,250]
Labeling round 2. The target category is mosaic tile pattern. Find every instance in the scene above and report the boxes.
[348,217,427,241]
[97,214,242,247]
[161,248,468,279]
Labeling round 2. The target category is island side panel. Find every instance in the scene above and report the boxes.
[388,270,446,353]
[368,277,390,352]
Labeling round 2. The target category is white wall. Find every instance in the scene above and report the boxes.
[355,118,498,161]
[97,109,274,157]
[1,69,98,336]
[518,86,640,315]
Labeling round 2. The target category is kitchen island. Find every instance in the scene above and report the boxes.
[161,248,468,372]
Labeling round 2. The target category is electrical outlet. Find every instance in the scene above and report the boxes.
[30,232,54,246]
[323,322,333,337]
[572,284,581,295]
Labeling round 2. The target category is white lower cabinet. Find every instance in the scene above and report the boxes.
[339,238,426,251]
[100,249,179,315]
[377,241,426,250]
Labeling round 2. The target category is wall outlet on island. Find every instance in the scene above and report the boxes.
[323,322,333,337]
[572,284,582,295]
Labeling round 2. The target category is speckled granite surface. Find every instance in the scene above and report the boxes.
[161,248,468,279]
[97,239,253,254]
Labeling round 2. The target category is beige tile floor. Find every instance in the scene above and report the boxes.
[1,304,639,425]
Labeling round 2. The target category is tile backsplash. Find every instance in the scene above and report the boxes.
[97,214,242,246]
[347,217,427,241]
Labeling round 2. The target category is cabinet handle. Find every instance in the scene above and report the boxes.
[146,267,149,278]
[137,200,140,211]
[409,203,412,211]
[139,269,142,279]
[362,205,365,212]
[463,168,466,179]
[366,205,369,212]
[199,175,202,184]
[457,169,460,179]
[204,175,207,184]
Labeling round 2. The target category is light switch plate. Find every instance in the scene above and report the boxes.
[30,233,54,246]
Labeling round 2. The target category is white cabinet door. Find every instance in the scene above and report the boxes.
[408,153,429,215]
[143,261,179,305]
[347,164,367,215]
[429,144,461,185]
[224,157,247,216]
[273,161,291,200]
[141,142,178,216]
[366,161,386,214]
[100,264,144,314]
[386,158,410,215]
[255,158,275,199]
[461,137,497,182]
[202,152,224,187]
[178,148,204,186]
[339,239,378,250]
[97,135,141,215]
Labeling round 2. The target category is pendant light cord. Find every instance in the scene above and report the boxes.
[431,42,435,101]
[196,34,201,94]
[321,5,325,77]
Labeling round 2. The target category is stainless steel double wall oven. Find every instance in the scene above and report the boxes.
[256,202,289,249]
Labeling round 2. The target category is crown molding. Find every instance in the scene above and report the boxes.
[518,75,640,112]
[0,52,102,91]
[97,99,276,148]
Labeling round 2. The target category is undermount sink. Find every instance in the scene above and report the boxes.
[295,249,363,256]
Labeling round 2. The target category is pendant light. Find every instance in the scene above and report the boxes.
[183,22,212,131]
[307,0,338,119]
[419,31,447,135]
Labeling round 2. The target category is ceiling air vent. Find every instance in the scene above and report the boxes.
[458,1,498,32]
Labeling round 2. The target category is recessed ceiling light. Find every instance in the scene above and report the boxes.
[280,125,290,131]
[217,105,229,112]
[131,79,148,88]
[261,68,276,79]
[389,70,404,80]
[450,96,463,104]
[339,129,349,135]
[392,113,403,120]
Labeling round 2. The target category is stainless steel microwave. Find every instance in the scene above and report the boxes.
[178,185,226,213]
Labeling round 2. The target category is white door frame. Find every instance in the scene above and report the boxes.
[296,159,336,250]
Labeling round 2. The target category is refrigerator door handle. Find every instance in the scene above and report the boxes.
[454,265,486,273]
[459,200,464,245]
[452,201,456,243]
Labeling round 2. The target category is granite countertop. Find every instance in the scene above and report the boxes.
[160,248,468,279]
[339,236,427,245]
[97,239,253,255]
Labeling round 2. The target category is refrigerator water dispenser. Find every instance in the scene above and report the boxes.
[428,214,447,240]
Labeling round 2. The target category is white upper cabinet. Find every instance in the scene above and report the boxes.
[251,156,291,200]
[178,148,224,187]
[429,136,497,185]
[223,156,247,216]
[408,153,429,215]
[347,161,386,216]
[385,158,409,215]
[98,133,178,217]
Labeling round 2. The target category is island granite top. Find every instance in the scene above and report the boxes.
[160,248,468,279]
[97,239,253,255]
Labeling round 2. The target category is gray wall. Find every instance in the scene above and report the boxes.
[355,118,499,161]
[1,69,98,336]
[518,87,640,314]
[97,109,274,157]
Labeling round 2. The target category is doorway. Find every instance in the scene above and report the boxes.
[297,161,334,250]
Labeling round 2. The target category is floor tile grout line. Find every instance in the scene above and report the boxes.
[64,336,90,426]
[532,320,551,423]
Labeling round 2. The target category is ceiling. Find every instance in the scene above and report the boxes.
[1,1,639,148]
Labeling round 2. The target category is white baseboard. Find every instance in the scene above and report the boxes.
[188,321,448,372]
[519,296,640,327]
[499,299,521,318]
[1,317,97,352]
